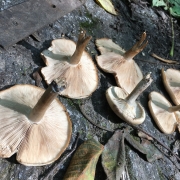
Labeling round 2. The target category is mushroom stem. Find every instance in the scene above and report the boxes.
[69,30,92,65]
[123,32,148,61]
[28,80,66,123]
[126,73,153,104]
[168,105,180,112]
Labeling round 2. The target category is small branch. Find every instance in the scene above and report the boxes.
[40,133,80,180]
[151,53,179,64]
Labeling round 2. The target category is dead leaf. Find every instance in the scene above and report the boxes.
[63,139,103,180]
[95,0,118,15]
[102,129,127,180]
[125,133,163,162]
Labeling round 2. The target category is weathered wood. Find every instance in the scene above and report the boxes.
[0,0,85,48]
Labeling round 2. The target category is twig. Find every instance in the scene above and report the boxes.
[151,53,179,64]
[39,133,80,180]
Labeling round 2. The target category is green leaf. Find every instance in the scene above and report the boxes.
[63,139,103,180]
[102,130,126,180]
[152,0,167,8]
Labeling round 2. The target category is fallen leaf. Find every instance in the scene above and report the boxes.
[63,139,103,180]
[125,133,163,162]
[102,129,127,180]
[95,0,118,15]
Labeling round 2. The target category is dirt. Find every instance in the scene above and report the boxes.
[0,0,180,179]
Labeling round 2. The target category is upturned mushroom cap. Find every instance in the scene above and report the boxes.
[96,33,148,94]
[0,84,72,166]
[106,86,146,125]
[148,91,177,134]
[41,31,98,99]
[161,68,180,105]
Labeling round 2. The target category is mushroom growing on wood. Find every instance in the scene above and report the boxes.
[161,68,180,105]
[148,91,180,134]
[106,73,153,125]
[0,79,72,166]
[96,32,148,94]
[41,30,98,99]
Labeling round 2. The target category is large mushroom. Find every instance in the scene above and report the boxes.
[148,91,180,134]
[96,32,148,94]
[0,79,72,166]
[161,68,180,105]
[106,73,152,125]
[41,30,98,99]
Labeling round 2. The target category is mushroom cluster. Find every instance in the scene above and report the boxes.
[0,79,72,166]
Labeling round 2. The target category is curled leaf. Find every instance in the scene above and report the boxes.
[95,0,118,15]
[63,139,103,180]
[125,133,163,162]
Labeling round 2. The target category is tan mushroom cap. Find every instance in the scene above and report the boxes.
[96,33,147,94]
[162,68,180,105]
[148,91,177,134]
[41,38,98,99]
[0,84,72,166]
[106,86,145,125]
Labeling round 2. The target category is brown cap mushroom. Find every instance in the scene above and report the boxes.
[96,32,148,94]
[106,73,152,125]
[148,91,179,134]
[0,79,72,166]
[161,68,180,105]
[41,30,98,99]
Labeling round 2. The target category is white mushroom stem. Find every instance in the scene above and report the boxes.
[126,73,153,104]
[123,32,148,61]
[28,80,66,123]
[69,30,92,65]
[168,105,180,112]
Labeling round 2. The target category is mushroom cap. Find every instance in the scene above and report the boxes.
[96,38,125,55]
[96,39,143,94]
[41,39,98,99]
[106,86,145,125]
[0,85,72,166]
[148,91,177,134]
[162,68,180,105]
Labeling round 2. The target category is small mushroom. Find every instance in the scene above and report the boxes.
[106,73,152,125]
[96,32,148,94]
[161,68,180,105]
[148,91,180,134]
[41,30,98,99]
[0,79,72,166]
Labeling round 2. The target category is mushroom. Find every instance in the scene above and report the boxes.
[41,30,98,99]
[0,79,72,166]
[161,68,180,105]
[148,91,180,134]
[96,32,148,94]
[106,73,152,125]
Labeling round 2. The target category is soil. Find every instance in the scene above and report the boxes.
[0,0,180,179]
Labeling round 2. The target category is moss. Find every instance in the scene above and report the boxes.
[80,12,99,33]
